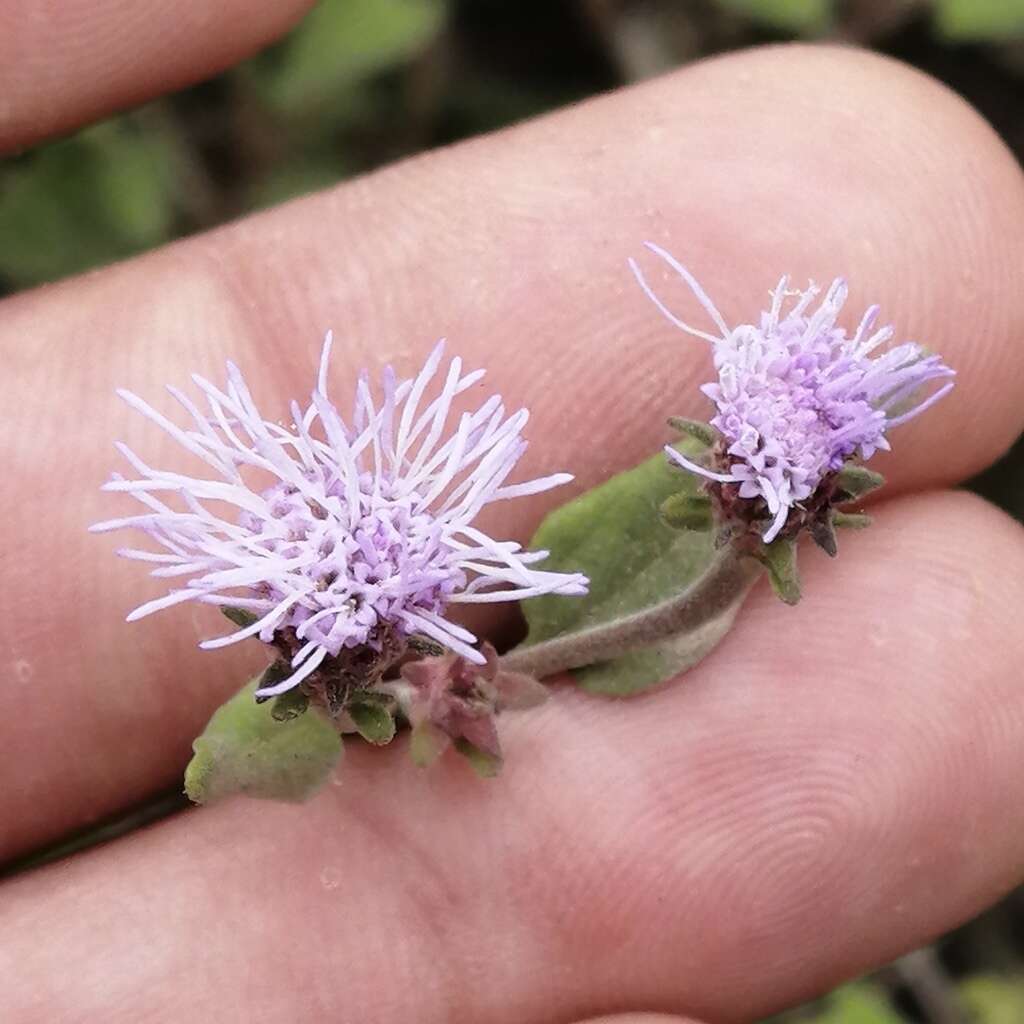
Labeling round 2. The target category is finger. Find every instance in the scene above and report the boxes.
[2,492,1023,1024]
[3,43,1024,861]
[0,0,315,151]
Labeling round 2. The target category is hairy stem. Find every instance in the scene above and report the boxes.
[501,544,761,679]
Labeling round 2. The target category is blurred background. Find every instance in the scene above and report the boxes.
[2,1,1022,1020]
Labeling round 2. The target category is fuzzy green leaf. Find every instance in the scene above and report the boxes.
[348,701,397,746]
[809,515,838,558]
[835,464,885,501]
[660,492,713,531]
[407,634,446,657]
[521,442,747,696]
[757,538,801,605]
[184,677,342,805]
[833,511,872,530]
[221,606,259,629]
[271,687,309,722]
[666,417,719,448]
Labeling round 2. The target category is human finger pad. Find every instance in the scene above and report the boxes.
[2,493,1022,1024]
[506,491,1024,1020]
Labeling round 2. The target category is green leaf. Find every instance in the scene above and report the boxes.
[271,687,309,722]
[453,738,502,778]
[715,0,833,35]
[659,492,713,531]
[934,0,1024,40]
[184,676,342,805]
[348,701,397,746]
[833,511,872,530]
[757,538,801,605]
[667,417,720,447]
[959,975,1024,1024]
[265,0,446,113]
[221,607,259,629]
[407,634,446,657]
[835,464,885,501]
[808,515,838,557]
[522,442,747,696]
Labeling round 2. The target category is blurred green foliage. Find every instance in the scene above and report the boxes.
[769,974,1024,1022]
[260,0,445,112]
[960,976,1024,1023]
[767,982,903,1023]
[0,120,177,286]
[716,0,833,35]
[716,0,1024,39]
[933,0,1024,40]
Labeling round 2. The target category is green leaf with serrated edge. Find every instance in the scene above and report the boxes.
[757,538,801,605]
[453,738,502,778]
[835,464,885,501]
[666,417,719,448]
[221,606,259,629]
[659,492,713,531]
[184,677,342,805]
[348,702,397,746]
[934,0,1024,40]
[521,441,748,696]
[833,511,872,529]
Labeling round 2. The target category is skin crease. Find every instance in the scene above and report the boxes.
[0,18,1024,1024]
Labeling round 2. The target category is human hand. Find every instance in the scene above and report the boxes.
[2,5,1024,1022]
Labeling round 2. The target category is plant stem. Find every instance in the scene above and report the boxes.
[501,544,761,679]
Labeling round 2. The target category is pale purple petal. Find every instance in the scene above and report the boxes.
[95,333,587,679]
[637,248,954,540]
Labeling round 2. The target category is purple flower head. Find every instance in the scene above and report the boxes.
[92,334,588,699]
[630,243,955,543]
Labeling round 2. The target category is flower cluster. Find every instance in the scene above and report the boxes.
[631,243,955,542]
[92,334,587,699]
